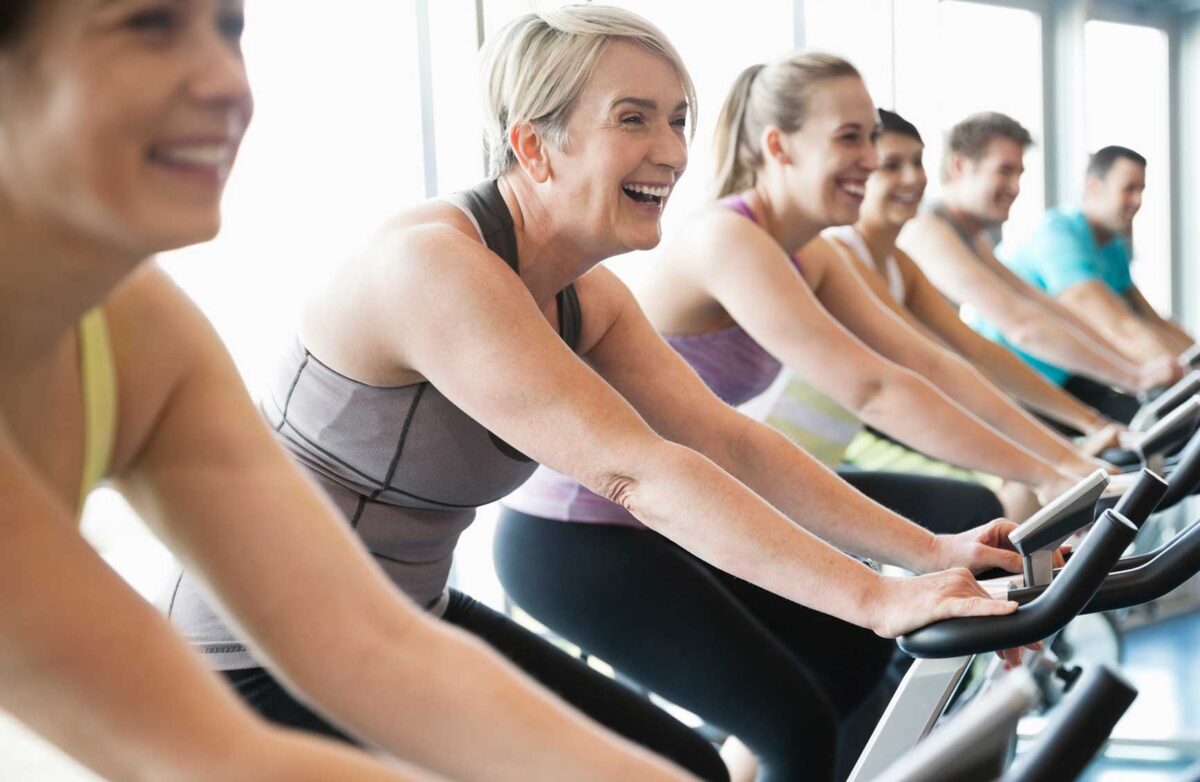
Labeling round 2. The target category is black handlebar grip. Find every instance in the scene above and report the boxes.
[1145,372,1200,423]
[1160,431,1200,510]
[898,509,1137,659]
[1139,398,1200,459]
[1112,468,1169,529]
[1098,447,1141,468]
[1082,515,1200,614]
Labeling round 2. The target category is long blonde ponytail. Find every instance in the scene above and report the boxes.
[711,53,860,198]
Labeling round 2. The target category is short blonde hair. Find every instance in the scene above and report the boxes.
[480,5,697,178]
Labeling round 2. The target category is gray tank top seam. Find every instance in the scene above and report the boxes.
[373,383,427,500]
[275,352,310,432]
[166,569,185,618]
[276,416,478,509]
[348,495,367,529]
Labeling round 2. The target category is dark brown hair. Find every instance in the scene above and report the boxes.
[1087,145,1146,179]
[0,0,37,50]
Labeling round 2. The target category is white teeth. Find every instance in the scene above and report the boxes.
[623,183,670,198]
[841,182,865,197]
[152,145,233,168]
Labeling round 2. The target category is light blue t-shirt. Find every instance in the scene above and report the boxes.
[969,206,1133,385]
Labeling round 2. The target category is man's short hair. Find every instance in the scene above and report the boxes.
[943,111,1033,180]
[1086,145,1147,179]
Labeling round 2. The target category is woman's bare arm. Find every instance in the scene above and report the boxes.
[583,267,1024,579]
[0,420,437,782]
[113,267,690,782]
[361,224,1015,637]
[890,248,1110,435]
[673,214,1069,492]
[804,237,1097,474]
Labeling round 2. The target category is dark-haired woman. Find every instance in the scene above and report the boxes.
[766,109,1123,505]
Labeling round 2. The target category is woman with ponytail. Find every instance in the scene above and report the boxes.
[494,53,1060,782]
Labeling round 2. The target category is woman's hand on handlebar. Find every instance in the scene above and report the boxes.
[866,569,1018,639]
[1078,421,1125,458]
[923,518,1023,575]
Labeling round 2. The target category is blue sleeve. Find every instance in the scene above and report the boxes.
[1031,220,1108,295]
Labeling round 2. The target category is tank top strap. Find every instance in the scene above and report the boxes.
[449,179,583,353]
[450,179,520,271]
[78,306,117,508]
[556,284,583,352]
[823,226,907,304]
[719,194,758,224]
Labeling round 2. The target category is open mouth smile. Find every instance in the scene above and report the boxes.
[622,182,671,208]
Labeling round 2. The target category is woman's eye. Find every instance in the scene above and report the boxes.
[840,133,861,144]
[218,11,246,41]
[670,116,688,131]
[127,6,177,33]
[621,115,646,127]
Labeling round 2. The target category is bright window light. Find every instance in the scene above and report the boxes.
[1085,21,1173,314]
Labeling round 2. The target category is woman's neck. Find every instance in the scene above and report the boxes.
[854,215,903,269]
[0,208,139,365]
[498,175,606,308]
[745,182,824,254]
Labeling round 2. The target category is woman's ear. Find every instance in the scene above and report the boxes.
[509,121,553,183]
[761,125,792,166]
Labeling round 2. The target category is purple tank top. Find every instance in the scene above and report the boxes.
[503,196,793,524]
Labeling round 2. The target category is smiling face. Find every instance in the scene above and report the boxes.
[861,131,926,228]
[1086,157,1145,236]
[0,0,253,258]
[541,39,688,255]
[949,137,1025,227]
[776,75,878,229]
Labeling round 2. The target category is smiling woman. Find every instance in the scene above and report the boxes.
[0,2,714,781]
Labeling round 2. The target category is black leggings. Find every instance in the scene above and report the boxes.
[495,510,896,782]
[1064,374,1141,424]
[836,469,1004,534]
[224,589,728,782]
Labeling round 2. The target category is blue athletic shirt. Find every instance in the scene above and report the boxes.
[968,206,1133,385]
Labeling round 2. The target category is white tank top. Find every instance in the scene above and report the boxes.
[821,225,907,304]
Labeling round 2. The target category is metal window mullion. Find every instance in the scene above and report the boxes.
[416,0,438,198]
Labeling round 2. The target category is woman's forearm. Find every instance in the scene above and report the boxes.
[965,333,1106,434]
[1004,309,1141,390]
[601,440,892,623]
[924,351,1093,470]
[297,615,691,782]
[829,365,1063,490]
[0,504,418,782]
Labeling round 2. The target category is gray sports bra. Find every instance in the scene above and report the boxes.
[166,180,583,669]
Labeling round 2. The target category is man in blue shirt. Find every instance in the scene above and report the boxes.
[998,146,1192,389]
[902,117,1178,423]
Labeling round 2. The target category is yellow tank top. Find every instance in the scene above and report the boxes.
[78,307,117,508]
